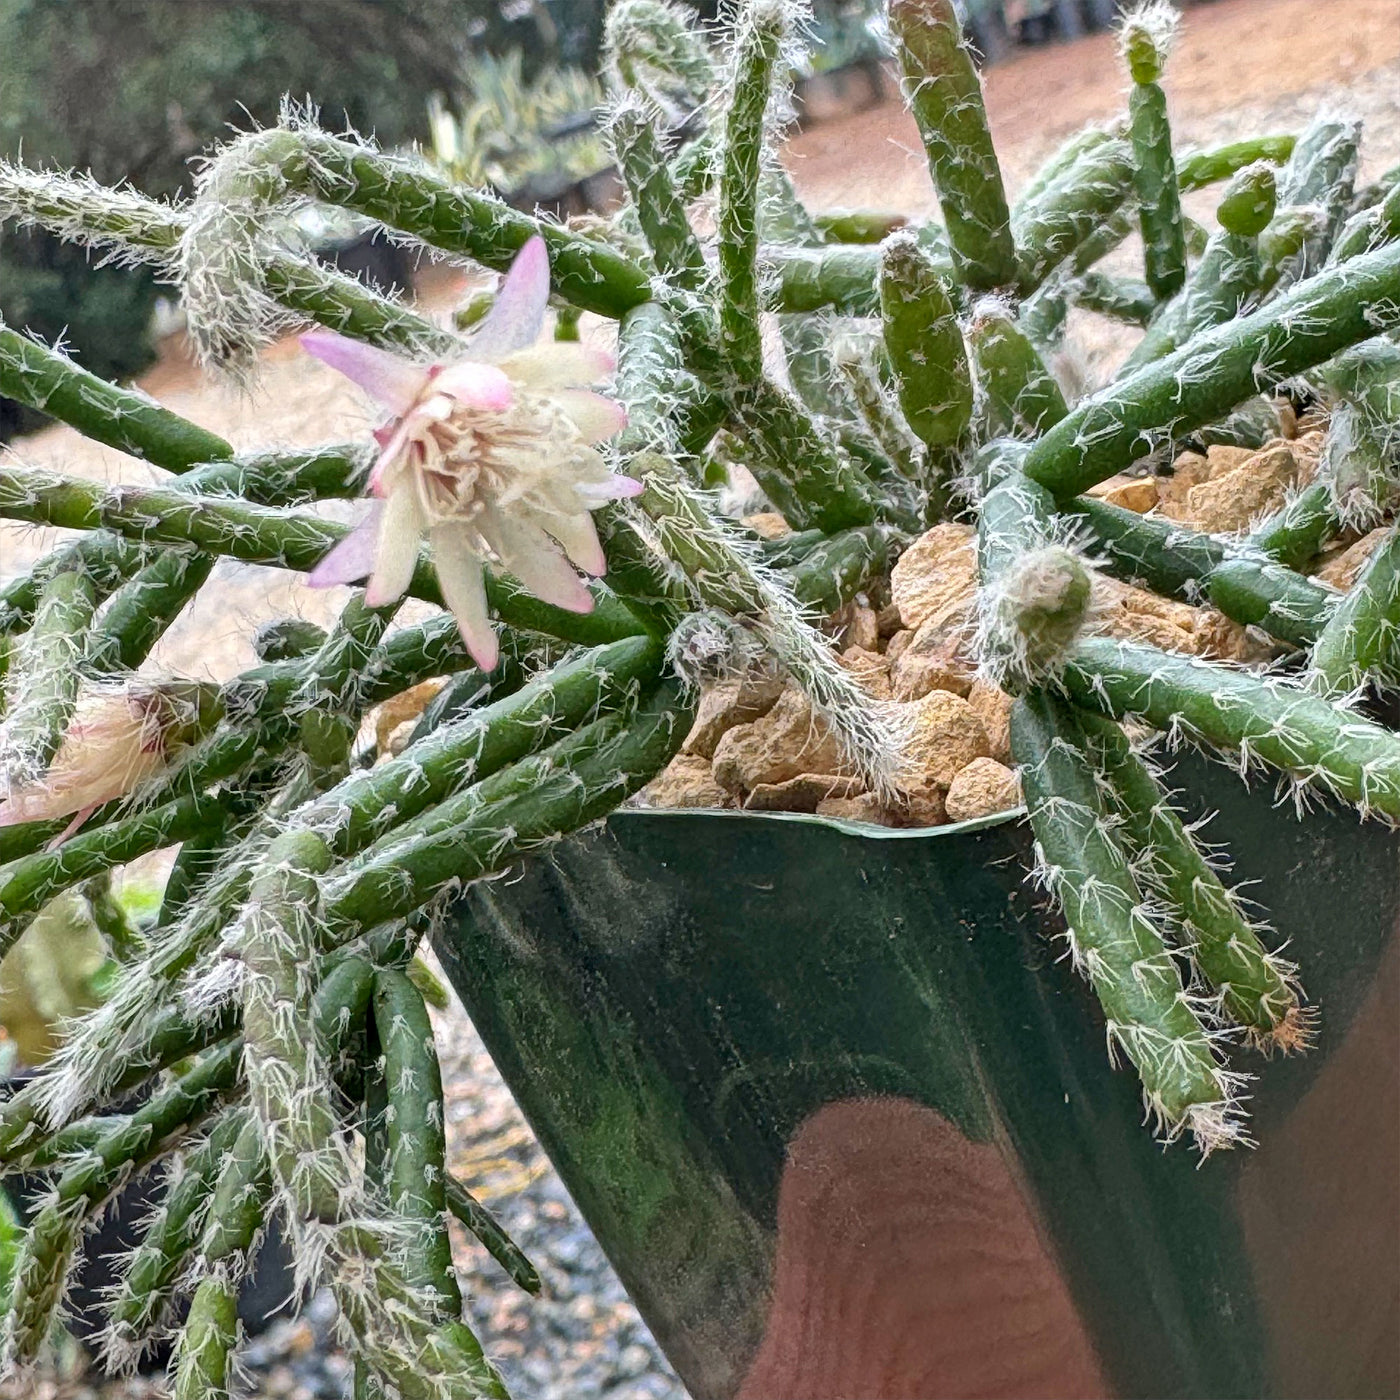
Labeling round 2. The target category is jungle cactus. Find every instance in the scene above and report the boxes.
[0,0,1398,1389]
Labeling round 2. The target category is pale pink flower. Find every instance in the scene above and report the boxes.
[0,693,171,840]
[302,236,639,671]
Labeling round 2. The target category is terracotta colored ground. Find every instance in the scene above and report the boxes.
[786,0,1400,211]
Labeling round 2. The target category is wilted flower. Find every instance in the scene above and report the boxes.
[303,236,639,670]
[0,691,180,840]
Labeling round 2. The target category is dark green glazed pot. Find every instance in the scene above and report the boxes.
[434,749,1400,1400]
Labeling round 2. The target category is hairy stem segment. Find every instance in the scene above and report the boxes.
[1060,496,1340,647]
[321,682,693,936]
[0,1040,243,1368]
[2,569,96,775]
[1120,1,1186,299]
[444,1176,541,1296]
[976,473,1091,692]
[967,301,1069,440]
[717,0,784,383]
[1022,239,1400,498]
[184,123,648,371]
[100,1106,250,1369]
[1306,522,1400,696]
[631,456,904,794]
[878,230,970,511]
[0,460,647,650]
[1175,135,1295,192]
[1247,480,1339,570]
[890,0,1016,289]
[608,102,706,288]
[1012,138,1136,294]
[0,320,232,470]
[1066,636,1400,822]
[371,969,461,1320]
[1077,708,1306,1046]
[1010,689,1242,1151]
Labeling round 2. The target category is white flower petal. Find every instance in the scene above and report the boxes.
[365,485,424,608]
[543,511,607,576]
[430,525,498,670]
[309,503,383,588]
[481,510,595,614]
[553,389,628,444]
[300,330,426,413]
[465,236,551,362]
[432,362,513,411]
[498,343,613,390]
[575,475,645,503]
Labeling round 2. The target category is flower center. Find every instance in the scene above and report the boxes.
[395,392,594,530]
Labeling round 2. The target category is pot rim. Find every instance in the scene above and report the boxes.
[616,802,1027,841]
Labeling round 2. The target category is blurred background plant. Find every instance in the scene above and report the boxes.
[0,0,606,437]
[426,53,610,209]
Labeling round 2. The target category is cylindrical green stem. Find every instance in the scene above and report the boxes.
[1012,139,1136,293]
[0,1040,242,1367]
[0,461,648,651]
[238,830,340,1223]
[322,682,692,936]
[0,320,232,471]
[717,2,782,382]
[890,0,1016,289]
[104,1107,250,1363]
[1248,480,1339,570]
[1277,114,1361,253]
[253,127,651,319]
[1127,80,1186,299]
[1022,239,1400,498]
[372,969,462,1320]
[1204,557,1337,648]
[976,473,1091,691]
[766,244,885,316]
[967,301,1068,440]
[300,634,663,858]
[1070,271,1156,327]
[1320,398,1397,531]
[879,230,971,506]
[1307,522,1400,695]
[1077,708,1305,1044]
[444,1176,541,1296]
[0,791,235,957]
[610,103,706,288]
[171,1273,238,1400]
[3,568,97,773]
[832,337,926,479]
[1176,135,1295,193]
[86,549,216,675]
[1066,636,1400,821]
[725,378,884,532]
[1010,689,1239,1148]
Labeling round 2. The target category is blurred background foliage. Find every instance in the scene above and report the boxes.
[0,0,957,438]
[0,0,614,425]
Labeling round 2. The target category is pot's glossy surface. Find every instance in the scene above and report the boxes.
[435,750,1400,1400]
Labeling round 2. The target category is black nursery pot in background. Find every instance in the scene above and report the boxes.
[436,747,1400,1400]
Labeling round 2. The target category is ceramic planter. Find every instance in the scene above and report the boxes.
[435,748,1400,1400]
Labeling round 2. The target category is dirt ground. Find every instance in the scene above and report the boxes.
[787,0,1400,212]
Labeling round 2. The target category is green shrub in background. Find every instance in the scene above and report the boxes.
[427,52,610,206]
[0,0,585,435]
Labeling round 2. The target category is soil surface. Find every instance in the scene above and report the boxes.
[4,3,1400,1395]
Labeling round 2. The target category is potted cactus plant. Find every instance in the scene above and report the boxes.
[0,0,1398,1395]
